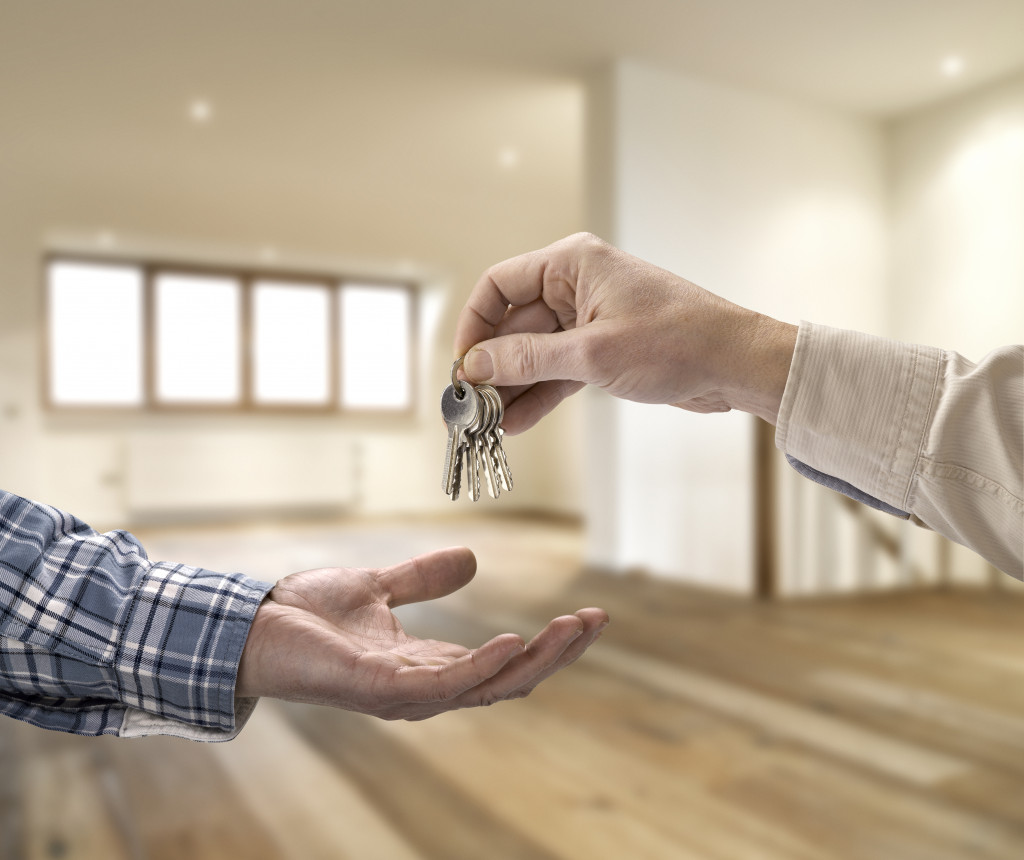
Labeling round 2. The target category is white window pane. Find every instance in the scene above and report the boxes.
[48,262,143,406]
[155,273,241,403]
[340,285,411,409]
[253,281,330,404]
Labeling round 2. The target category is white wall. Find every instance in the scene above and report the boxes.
[584,62,1024,593]
[889,73,1024,356]
[585,61,889,591]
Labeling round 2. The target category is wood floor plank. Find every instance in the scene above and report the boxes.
[593,642,970,786]
[810,669,1024,751]
[451,573,1024,777]
[99,733,281,860]
[208,702,424,860]
[940,768,1024,829]
[282,702,565,860]
[721,750,1024,860]
[365,697,828,860]
[426,604,974,786]
[0,717,25,860]
[23,747,130,860]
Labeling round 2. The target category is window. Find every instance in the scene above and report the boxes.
[253,281,331,406]
[155,273,242,404]
[45,257,416,413]
[48,261,145,406]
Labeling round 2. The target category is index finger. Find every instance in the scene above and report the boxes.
[454,248,550,357]
[454,234,587,357]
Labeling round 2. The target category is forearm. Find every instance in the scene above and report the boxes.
[0,490,272,739]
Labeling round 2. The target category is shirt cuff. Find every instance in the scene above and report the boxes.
[118,695,262,741]
[110,562,274,736]
[775,321,943,513]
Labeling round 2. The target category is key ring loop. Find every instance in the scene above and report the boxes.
[451,355,467,398]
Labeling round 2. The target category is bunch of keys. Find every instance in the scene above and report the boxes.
[441,357,513,501]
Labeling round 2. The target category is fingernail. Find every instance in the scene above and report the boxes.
[464,347,493,382]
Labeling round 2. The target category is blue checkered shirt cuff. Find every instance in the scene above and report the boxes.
[0,491,273,740]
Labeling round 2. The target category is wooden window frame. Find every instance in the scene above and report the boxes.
[42,253,418,417]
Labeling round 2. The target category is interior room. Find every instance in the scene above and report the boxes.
[1,2,1022,857]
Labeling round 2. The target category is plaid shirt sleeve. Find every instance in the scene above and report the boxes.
[0,490,273,741]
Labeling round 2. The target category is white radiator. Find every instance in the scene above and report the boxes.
[126,431,357,518]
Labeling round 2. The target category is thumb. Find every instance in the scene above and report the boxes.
[463,329,593,387]
[380,546,477,608]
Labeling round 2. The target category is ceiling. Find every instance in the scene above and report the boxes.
[2,0,1023,120]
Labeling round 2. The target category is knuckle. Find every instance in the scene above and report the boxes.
[478,691,504,708]
[507,334,541,381]
[485,266,504,292]
[430,668,453,703]
[577,328,611,379]
[566,231,604,250]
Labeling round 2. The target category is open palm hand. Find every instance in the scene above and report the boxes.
[236,546,608,720]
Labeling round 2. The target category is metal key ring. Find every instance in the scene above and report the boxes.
[451,355,467,398]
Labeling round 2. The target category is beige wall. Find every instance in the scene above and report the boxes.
[584,61,889,591]
[0,69,587,527]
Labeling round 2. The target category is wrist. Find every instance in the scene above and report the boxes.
[719,311,798,425]
[236,597,275,699]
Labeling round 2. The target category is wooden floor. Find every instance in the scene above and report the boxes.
[2,515,1023,860]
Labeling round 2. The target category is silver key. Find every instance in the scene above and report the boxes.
[471,387,499,499]
[441,382,480,498]
[494,429,513,491]
[463,398,482,502]
[453,390,483,501]
[449,442,463,501]
[480,384,513,491]
[474,387,500,499]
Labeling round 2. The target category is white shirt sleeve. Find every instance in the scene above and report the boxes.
[775,322,1023,581]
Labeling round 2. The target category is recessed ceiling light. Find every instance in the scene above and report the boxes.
[498,146,520,169]
[942,56,964,78]
[189,99,213,123]
[97,230,116,249]
[259,245,279,263]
